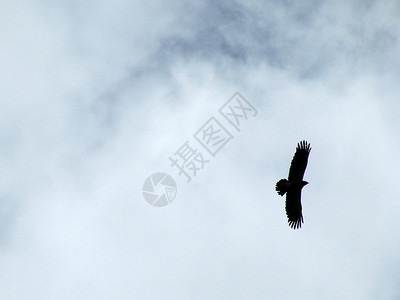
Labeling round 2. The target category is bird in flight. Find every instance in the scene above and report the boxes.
[275,141,311,229]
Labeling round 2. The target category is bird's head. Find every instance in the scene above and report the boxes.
[301,181,309,187]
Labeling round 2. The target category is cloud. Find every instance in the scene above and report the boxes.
[1,0,400,299]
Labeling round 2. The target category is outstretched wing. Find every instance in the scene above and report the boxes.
[288,140,311,181]
[285,190,304,229]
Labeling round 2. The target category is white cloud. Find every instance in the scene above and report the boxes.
[1,0,400,299]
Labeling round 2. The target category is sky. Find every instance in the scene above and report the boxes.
[1,0,400,299]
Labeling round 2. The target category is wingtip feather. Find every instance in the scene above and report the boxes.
[288,216,304,229]
[297,140,311,153]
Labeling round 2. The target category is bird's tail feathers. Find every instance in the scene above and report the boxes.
[275,179,288,196]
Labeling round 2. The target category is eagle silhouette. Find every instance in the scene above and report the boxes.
[275,141,311,229]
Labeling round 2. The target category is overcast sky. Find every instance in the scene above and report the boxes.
[1,1,400,299]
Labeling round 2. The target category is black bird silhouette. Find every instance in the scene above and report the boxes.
[275,141,311,229]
